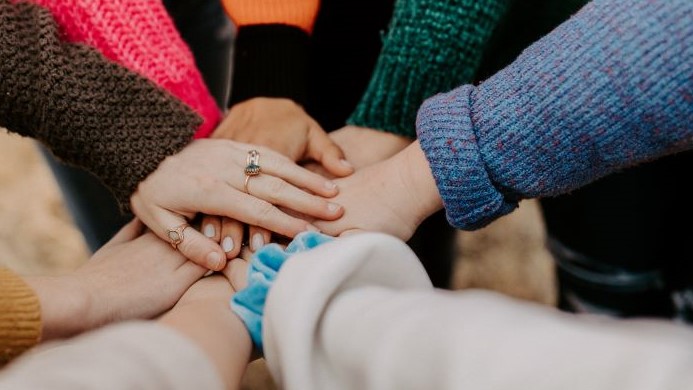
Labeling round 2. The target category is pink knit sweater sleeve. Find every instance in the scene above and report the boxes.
[25,0,221,138]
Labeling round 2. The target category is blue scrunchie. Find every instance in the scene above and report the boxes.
[230,231,333,351]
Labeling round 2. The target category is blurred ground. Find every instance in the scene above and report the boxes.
[0,130,556,388]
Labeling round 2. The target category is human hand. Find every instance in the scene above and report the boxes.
[130,139,344,270]
[214,97,354,176]
[329,125,412,170]
[25,219,207,340]
[313,142,443,240]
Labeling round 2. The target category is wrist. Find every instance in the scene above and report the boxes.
[161,300,251,389]
[24,275,91,340]
[395,141,444,224]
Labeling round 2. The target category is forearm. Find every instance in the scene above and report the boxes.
[160,301,252,390]
[264,234,693,390]
[0,322,225,390]
[348,0,510,137]
[417,0,693,229]
[22,276,89,341]
[0,1,199,211]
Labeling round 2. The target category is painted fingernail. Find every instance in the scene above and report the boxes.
[325,181,338,190]
[203,224,215,238]
[306,224,320,232]
[222,236,234,253]
[251,233,264,251]
[207,252,222,270]
[340,159,353,169]
[328,202,341,213]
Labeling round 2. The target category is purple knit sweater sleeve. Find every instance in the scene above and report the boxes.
[416,0,693,230]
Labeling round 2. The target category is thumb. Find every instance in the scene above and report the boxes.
[306,124,354,177]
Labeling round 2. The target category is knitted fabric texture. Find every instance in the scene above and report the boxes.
[0,0,201,210]
[222,0,319,33]
[25,0,221,138]
[347,0,509,137]
[229,25,311,106]
[0,268,41,366]
[231,232,333,351]
[416,0,693,230]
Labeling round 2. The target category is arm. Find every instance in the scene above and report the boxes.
[222,0,319,106]
[0,219,206,365]
[215,0,351,175]
[0,0,200,210]
[329,0,510,171]
[29,0,221,138]
[417,0,693,229]
[0,276,249,390]
[316,0,693,238]
[263,233,693,390]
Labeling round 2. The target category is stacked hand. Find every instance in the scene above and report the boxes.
[130,138,344,271]
[201,97,352,260]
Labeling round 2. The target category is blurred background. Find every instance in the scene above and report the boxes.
[0,129,556,388]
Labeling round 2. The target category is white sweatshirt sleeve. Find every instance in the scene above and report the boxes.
[0,321,224,390]
[263,233,693,390]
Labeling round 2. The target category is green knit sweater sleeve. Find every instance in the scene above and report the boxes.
[347,0,509,137]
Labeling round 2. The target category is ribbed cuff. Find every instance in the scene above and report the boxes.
[0,268,41,365]
[347,53,461,138]
[348,0,509,138]
[229,25,310,106]
[416,86,517,230]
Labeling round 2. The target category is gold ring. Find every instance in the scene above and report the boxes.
[244,150,261,194]
[166,223,189,250]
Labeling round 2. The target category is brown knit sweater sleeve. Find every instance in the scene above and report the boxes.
[0,0,201,211]
[0,268,41,366]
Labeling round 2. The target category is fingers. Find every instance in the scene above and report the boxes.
[201,215,221,242]
[248,225,271,252]
[222,258,249,291]
[257,147,339,198]
[306,124,354,178]
[143,205,227,272]
[244,174,343,221]
[220,217,243,259]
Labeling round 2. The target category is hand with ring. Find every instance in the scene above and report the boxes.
[130,139,345,270]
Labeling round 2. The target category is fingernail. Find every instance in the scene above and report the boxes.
[222,236,234,253]
[251,233,264,251]
[340,159,353,169]
[306,224,320,232]
[207,252,222,269]
[325,181,338,190]
[203,224,215,238]
[204,270,214,277]
[327,202,341,213]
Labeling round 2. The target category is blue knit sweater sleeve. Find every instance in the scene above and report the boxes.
[416,0,693,230]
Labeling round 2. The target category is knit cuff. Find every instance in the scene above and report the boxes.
[347,54,459,138]
[229,25,310,106]
[348,0,509,138]
[416,86,517,230]
[0,268,41,366]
